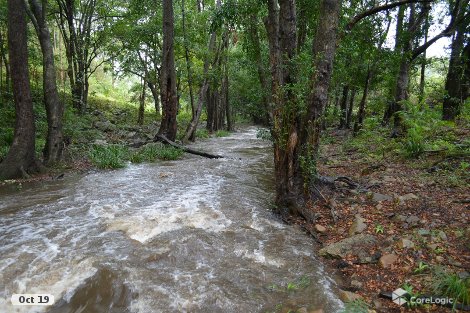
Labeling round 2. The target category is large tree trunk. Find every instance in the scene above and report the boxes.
[271,0,300,211]
[27,0,65,165]
[443,28,466,120]
[157,0,178,141]
[300,0,341,191]
[0,0,38,179]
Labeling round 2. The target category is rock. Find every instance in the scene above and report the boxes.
[383,175,396,182]
[405,215,420,226]
[398,238,415,249]
[351,280,363,289]
[458,271,470,280]
[319,234,377,259]
[372,192,393,202]
[373,300,383,310]
[349,215,367,236]
[398,193,419,203]
[436,256,445,263]
[94,120,117,132]
[379,254,399,268]
[418,229,431,236]
[427,243,438,251]
[309,310,324,313]
[93,139,108,145]
[315,224,327,233]
[437,230,448,241]
[339,290,362,302]
[296,308,308,313]
[394,214,407,223]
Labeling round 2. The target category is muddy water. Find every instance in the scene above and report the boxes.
[0,127,344,313]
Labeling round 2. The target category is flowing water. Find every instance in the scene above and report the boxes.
[0,127,344,313]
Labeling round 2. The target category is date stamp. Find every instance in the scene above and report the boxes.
[11,294,54,306]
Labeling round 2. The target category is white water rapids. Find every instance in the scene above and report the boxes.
[0,127,344,313]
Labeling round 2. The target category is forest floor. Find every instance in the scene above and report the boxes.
[294,128,470,313]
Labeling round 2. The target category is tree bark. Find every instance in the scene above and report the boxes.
[27,0,65,165]
[0,0,38,179]
[346,87,356,129]
[138,78,146,125]
[183,0,220,142]
[157,0,178,141]
[0,29,10,90]
[181,0,195,119]
[147,81,160,115]
[271,0,300,211]
[338,84,349,129]
[300,0,341,190]
[249,14,271,125]
[443,27,466,120]
[354,66,371,133]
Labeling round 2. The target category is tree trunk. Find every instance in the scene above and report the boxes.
[249,14,271,125]
[0,29,10,90]
[419,11,429,105]
[354,66,371,133]
[391,57,411,136]
[157,0,178,141]
[271,0,300,211]
[346,87,356,129]
[338,84,349,129]
[181,0,195,119]
[27,0,65,165]
[300,0,341,191]
[147,81,160,115]
[183,0,220,142]
[0,0,38,179]
[138,78,146,125]
[443,28,466,120]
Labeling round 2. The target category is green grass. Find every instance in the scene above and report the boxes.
[195,129,210,139]
[130,143,183,163]
[88,144,129,169]
[433,270,470,307]
[215,130,231,137]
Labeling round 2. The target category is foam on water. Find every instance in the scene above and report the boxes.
[0,127,344,313]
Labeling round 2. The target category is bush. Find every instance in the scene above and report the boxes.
[195,129,210,139]
[130,143,183,163]
[215,130,230,137]
[88,144,129,169]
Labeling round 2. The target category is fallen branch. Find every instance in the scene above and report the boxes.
[155,134,224,159]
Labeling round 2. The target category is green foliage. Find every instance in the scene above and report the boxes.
[88,144,129,169]
[374,224,384,234]
[130,143,183,163]
[195,129,210,139]
[413,261,429,274]
[256,128,273,141]
[433,270,470,307]
[215,130,230,137]
[339,299,369,313]
[153,145,184,160]
[402,126,426,158]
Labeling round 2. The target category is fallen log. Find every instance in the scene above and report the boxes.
[154,134,224,159]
